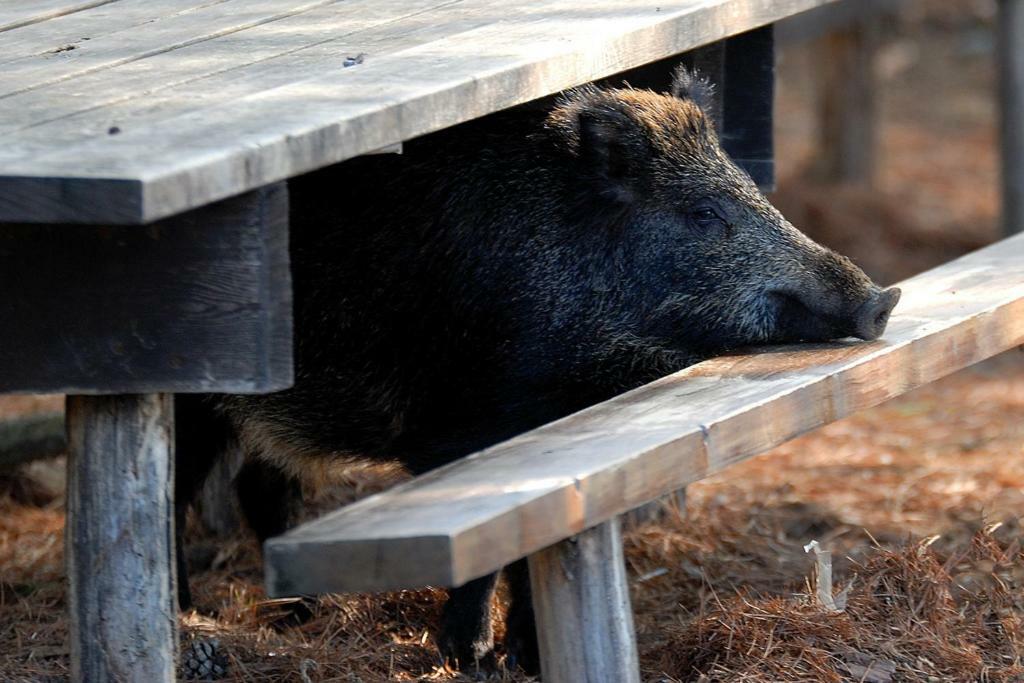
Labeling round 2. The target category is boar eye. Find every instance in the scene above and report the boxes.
[687,203,729,236]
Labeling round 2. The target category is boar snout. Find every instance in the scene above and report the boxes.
[764,280,900,344]
[851,287,901,341]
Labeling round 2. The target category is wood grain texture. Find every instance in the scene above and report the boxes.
[0,0,347,99]
[0,0,114,33]
[0,183,292,394]
[0,0,236,66]
[528,518,640,683]
[265,233,1024,595]
[0,0,841,223]
[1000,0,1024,235]
[0,0,451,136]
[66,393,176,683]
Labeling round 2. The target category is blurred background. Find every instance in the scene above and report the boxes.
[774,0,999,284]
[1,1,1021,680]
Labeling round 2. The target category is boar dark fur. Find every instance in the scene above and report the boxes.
[176,68,898,674]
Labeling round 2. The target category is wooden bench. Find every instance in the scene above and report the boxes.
[1,1,1022,681]
[264,234,1024,681]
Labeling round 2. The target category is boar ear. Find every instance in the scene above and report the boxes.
[576,107,648,202]
[671,65,716,113]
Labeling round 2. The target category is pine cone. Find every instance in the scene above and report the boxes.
[182,638,228,680]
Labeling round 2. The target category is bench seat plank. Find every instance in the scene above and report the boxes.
[0,0,839,224]
[264,233,1024,595]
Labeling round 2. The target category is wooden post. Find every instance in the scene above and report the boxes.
[815,17,880,185]
[66,394,177,683]
[527,517,639,683]
[999,0,1024,235]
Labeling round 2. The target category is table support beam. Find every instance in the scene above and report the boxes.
[528,517,639,683]
[66,393,177,683]
[0,182,292,395]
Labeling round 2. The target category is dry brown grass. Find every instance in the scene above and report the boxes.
[645,527,1024,682]
[1,351,1020,682]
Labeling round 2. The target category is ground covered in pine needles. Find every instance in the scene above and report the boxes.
[1,1,1020,681]
[2,352,1023,682]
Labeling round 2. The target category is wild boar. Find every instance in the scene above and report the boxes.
[176,67,899,673]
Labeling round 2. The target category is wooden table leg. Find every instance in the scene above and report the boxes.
[527,517,640,683]
[999,0,1024,236]
[66,394,177,683]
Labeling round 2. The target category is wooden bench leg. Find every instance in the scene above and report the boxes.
[1000,0,1024,236]
[66,394,177,683]
[527,517,640,683]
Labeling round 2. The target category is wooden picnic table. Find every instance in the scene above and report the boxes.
[2,1,1018,681]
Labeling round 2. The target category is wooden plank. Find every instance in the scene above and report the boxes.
[0,0,229,65]
[265,233,1024,595]
[0,0,843,223]
[0,0,457,136]
[999,0,1024,235]
[528,518,639,683]
[0,0,115,33]
[0,183,292,394]
[0,0,350,99]
[66,393,176,683]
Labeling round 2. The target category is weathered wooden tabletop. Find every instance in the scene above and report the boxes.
[0,0,840,225]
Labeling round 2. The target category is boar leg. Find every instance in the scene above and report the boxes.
[235,460,316,624]
[235,459,302,541]
[173,395,234,609]
[504,558,540,674]
[438,572,500,669]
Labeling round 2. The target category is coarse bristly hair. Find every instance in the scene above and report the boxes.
[544,77,720,235]
[670,64,717,115]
